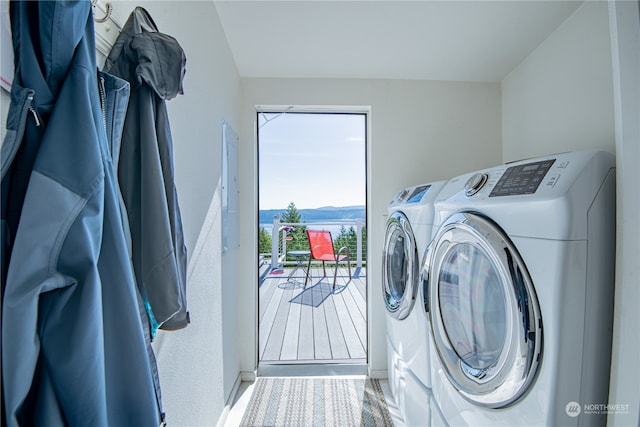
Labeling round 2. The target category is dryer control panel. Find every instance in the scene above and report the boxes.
[489,159,556,197]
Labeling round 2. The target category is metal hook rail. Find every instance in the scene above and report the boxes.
[92,0,113,24]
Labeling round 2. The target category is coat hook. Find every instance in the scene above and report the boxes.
[92,0,113,23]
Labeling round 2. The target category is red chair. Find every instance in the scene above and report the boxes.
[305,229,352,291]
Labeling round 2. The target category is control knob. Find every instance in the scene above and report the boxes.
[464,173,488,196]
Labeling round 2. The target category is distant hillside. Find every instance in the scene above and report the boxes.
[259,205,365,225]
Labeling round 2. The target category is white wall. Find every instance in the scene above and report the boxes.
[502,1,615,163]
[501,1,640,425]
[111,2,242,426]
[237,78,502,378]
[608,1,640,426]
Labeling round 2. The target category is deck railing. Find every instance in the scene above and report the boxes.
[263,215,365,272]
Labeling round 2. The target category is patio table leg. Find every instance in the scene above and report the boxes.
[287,250,311,285]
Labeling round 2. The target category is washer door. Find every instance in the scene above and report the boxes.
[423,212,542,408]
[383,211,418,320]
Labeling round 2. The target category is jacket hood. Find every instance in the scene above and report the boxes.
[11,1,91,105]
[103,7,185,100]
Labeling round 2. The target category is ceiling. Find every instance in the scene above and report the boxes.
[214,0,582,82]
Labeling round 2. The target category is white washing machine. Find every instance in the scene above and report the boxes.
[383,181,446,425]
[420,150,616,426]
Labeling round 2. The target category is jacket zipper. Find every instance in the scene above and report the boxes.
[27,95,41,127]
[98,76,107,132]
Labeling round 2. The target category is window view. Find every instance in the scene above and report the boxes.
[257,111,367,367]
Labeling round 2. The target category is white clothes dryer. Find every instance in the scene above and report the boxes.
[420,150,616,426]
[383,181,446,425]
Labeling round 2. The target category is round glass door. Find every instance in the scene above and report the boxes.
[439,243,508,372]
[382,211,418,320]
[423,212,542,408]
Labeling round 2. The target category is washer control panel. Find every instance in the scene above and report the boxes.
[390,184,432,205]
[489,159,556,197]
[407,184,431,203]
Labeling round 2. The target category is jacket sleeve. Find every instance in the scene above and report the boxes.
[2,169,110,426]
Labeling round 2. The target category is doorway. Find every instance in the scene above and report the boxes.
[256,111,368,373]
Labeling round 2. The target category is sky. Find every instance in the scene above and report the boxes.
[258,112,366,210]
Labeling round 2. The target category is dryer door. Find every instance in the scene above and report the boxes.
[383,211,418,320]
[424,212,542,408]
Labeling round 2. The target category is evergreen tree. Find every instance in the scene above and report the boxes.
[361,225,367,262]
[258,227,272,254]
[281,202,302,224]
[280,202,308,258]
[334,226,356,256]
[334,224,367,263]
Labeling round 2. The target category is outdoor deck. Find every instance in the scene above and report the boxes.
[259,265,367,364]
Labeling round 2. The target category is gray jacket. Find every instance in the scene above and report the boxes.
[103,7,189,334]
[1,1,162,425]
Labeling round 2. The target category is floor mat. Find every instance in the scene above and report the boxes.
[240,377,394,427]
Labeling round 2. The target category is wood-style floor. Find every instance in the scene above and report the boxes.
[259,265,367,363]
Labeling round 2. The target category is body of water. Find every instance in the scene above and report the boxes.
[259,220,361,239]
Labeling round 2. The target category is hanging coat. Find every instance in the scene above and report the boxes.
[103,7,189,334]
[1,1,162,425]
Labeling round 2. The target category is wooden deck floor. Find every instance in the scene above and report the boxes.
[259,265,367,364]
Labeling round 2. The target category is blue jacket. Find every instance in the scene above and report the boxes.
[103,7,189,334]
[1,1,162,425]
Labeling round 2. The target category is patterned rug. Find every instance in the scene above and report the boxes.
[240,377,394,427]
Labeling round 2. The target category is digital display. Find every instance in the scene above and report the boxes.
[489,159,555,197]
[407,185,431,203]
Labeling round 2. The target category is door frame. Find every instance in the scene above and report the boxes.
[254,106,372,376]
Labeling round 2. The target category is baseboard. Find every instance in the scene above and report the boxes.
[215,372,243,427]
[240,370,257,382]
[257,362,368,377]
[368,368,388,379]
